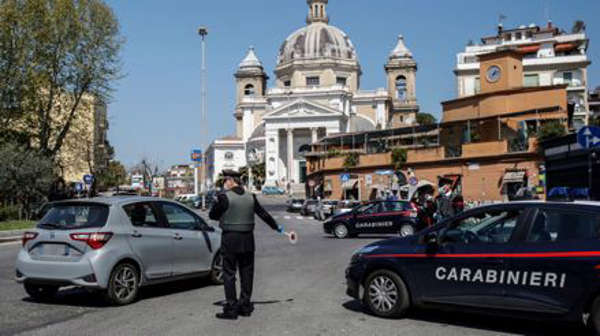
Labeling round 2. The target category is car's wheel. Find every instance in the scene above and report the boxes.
[24,283,58,301]
[210,250,224,285]
[364,270,410,318]
[104,262,140,306]
[589,296,600,334]
[399,224,415,237]
[334,223,349,239]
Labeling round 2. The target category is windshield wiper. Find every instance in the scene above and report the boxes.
[38,223,62,229]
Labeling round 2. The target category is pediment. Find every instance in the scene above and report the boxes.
[264,99,343,119]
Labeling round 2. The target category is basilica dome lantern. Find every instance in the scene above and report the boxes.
[275,0,361,92]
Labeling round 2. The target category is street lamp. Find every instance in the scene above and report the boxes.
[198,25,208,208]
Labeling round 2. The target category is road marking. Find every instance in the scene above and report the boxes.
[296,216,303,220]
[284,216,291,219]
[0,241,20,247]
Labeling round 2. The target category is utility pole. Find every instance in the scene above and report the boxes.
[198,26,208,209]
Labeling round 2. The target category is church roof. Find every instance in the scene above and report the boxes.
[238,46,263,69]
[389,35,413,59]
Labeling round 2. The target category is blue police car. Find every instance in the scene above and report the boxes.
[345,201,600,332]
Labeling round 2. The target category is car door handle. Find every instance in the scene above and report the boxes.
[173,234,183,240]
[131,231,143,238]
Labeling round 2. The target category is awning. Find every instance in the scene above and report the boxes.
[341,179,359,190]
[503,171,526,184]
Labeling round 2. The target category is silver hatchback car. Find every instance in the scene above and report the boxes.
[15,197,223,305]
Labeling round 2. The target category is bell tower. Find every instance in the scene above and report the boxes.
[385,35,419,127]
[306,0,329,24]
[235,46,268,104]
[234,46,268,138]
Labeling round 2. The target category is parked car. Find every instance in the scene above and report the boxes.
[262,186,285,195]
[345,201,600,333]
[300,199,319,216]
[324,200,419,239]
[193,190,218,210]
[314,200,339,220]
[15,197,223,306]
[287,198,305,212]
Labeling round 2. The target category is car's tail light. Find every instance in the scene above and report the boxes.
[70,232,113,249]
[22,232,38,246]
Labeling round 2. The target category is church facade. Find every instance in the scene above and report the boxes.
[208,0,420,190]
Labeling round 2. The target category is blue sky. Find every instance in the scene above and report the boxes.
[105,0,600,169]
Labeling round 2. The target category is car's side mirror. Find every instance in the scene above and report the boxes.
[424,232,439,253]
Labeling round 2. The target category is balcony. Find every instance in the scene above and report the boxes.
[407,147,445,162]
[308,152,391,173]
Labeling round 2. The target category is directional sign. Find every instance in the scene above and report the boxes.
[83,174,94,185]
[191,149,203,162]
[340,173,351,182]
[74,182,83,191]
[409,176,418,186]
[577,126,600,149]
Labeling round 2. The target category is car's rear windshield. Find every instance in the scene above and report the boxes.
[37,203,109,230]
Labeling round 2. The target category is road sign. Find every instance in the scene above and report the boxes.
[191,149,203,162]
[340,173,350,182]
[74,182,83,191]
[83,174,94,185]
[577,126,600,149]
[409,176,418,186]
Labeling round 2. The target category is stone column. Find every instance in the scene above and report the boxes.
[311,127,318,144]
[264,128,279,186]
[287,128,294,184]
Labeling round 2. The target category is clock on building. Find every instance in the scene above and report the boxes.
[486,65,501,83]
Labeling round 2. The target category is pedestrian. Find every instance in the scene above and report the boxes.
[209,169,284,320]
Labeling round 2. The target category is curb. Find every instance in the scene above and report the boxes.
[0,229,26,243]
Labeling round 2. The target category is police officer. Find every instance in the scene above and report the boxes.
[209,169,283,320]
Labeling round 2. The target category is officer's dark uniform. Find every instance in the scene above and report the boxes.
[209,172,280,319]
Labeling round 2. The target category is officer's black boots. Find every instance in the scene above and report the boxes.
[238,303,254,317]
[215,310,238,320]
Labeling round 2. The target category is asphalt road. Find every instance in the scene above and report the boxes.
[0,196,591,336]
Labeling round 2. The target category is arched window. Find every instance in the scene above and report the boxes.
[395,75,407,101]
[244,84,255,96]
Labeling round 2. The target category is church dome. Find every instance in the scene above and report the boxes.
[278,23,357,65]
[277,1,357,65]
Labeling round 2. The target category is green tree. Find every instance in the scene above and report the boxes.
[343,152,359,170]
[96,160,127,191]
[0,142,53,218]
[0,0,122,159]
[416,113,437,126]
[536,120,567,142]
[391,147,407,171]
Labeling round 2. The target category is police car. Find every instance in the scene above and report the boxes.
[345,201,600,332]
[323,201,419,239]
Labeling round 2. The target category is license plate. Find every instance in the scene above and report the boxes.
[38,244,70,256]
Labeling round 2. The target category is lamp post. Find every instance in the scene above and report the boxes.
[198,26,208,208]
[590,151,597,200]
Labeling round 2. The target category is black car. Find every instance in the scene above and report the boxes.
[287,198,305,212]
[324,201,418,239]
[345,201,600,332]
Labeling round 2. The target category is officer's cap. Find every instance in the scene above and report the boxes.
[222,169,241,178]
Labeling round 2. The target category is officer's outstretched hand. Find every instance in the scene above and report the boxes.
[277,225,285,235]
